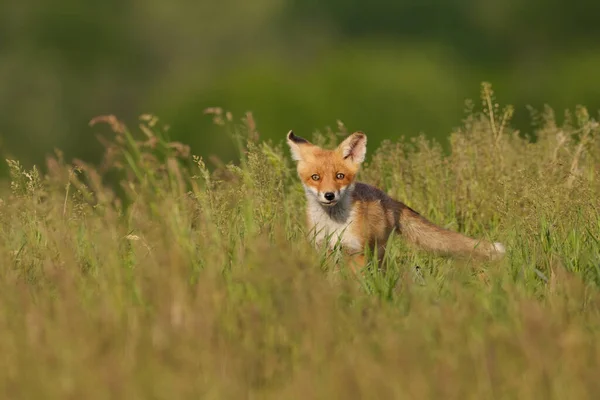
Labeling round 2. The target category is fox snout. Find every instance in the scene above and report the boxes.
[304,185,343,205]
[319,191,339,205]
[315,189,343,206]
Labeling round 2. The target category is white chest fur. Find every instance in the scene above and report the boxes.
[305,197,363,251]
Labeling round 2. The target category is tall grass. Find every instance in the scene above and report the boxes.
[1,83,599,399]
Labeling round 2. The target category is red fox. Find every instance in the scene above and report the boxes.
[286,130,505,271]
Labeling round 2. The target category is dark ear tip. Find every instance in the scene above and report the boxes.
[287,130,309,144]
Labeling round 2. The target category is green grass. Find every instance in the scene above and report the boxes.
[1,83,600,399]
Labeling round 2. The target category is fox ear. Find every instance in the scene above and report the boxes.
[286,130,312,161]
[337,131,367,164]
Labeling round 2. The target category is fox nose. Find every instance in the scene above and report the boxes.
[324,192,335,201]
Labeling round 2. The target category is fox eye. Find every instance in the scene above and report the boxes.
[336,173,345,180]
[311,174,320,181]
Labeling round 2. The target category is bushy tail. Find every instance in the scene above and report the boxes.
[398,207,505,260]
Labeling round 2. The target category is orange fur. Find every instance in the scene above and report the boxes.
[287,130,505,273]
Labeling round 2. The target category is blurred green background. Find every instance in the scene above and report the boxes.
[1,0,600,172]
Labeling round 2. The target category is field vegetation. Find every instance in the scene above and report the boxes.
[1,84,599,398]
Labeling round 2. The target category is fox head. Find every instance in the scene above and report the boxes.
[286,130,367,206]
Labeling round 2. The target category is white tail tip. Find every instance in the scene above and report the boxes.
[490,242,506,260]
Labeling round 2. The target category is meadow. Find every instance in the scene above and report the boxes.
[1,83,599,399]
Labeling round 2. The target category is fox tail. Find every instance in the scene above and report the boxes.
[398,207,505,260]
